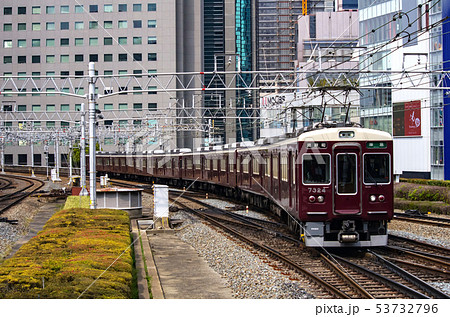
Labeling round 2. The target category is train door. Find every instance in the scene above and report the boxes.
[333,147,361,215]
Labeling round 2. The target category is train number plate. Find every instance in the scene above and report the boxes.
[308,188,326,193]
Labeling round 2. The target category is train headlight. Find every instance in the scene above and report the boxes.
[317,196,324,203]
[370,195,377,202]
[308,196,316,203]
[378,195,385,202]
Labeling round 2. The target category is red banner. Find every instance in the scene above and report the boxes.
[404,100,421,136]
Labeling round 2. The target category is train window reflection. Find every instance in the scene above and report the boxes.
[303,154,331,184]
[364,154,390,184]
[337,154,357,194]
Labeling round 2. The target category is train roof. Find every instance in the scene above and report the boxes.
[298,127,392,142]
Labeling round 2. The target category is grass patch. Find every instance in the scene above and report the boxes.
[400,178,450,188]
[139,234,152,298]
[0,208,134,298]
[64,196,90,209]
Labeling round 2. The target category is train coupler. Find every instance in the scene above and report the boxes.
[338,220,359,243]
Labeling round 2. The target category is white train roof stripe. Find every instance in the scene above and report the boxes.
[298,128,392,142]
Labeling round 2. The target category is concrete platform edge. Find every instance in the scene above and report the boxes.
[139,227,165,299]
[131,220,150,299]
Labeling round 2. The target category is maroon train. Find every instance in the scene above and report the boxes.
[97,124,393,247]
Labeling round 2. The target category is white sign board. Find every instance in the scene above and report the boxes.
[153,185,169,218]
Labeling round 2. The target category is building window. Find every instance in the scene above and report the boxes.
[60,38,69,46]
[133,53,142,61]
[18,155,27,166]
[133,70,143,77]
[133,37,142,45]
[46,55,55,63]
[118,37,127,45]
[32,56,41,63]
[133,103,143,110]
[60,22,69,30]
[46,6,55,14]
[147,36,157,44]
[46,104,56,112]
[3,40,12,49]
[104,21,113,29]
[3,56,12,64]
[3,23,12,31]
[61,104,70,111]
[60,71,69,78]
[18,105,27,111]
[75,38,84,46]
[32,105,41,112]
[104,104,114,111]
[148,53,157,61]
[133,4,142,11]
[60,6,69,13]
[18,7,26,14]
[75,22,84,30]
[104,54,113,62]
[148,103,157,111]
[89,54,98,62]
[147,20,156,28]
[118,20,128,28]
[119,103,128,110]
[32,6,41,14]
[104,4,113,13]
[18,56,27,64]
[18,39,26,48]
[89,5,98,13]
[75,71,84,76]
[44,39,55,47]
[18,23,26,31]
[61,121,70,128]
[75,104,81,111]
[148,4,156,11]
[32,39,41,47]
[89,38,98,46]
[118,54,128,62]
[133,20,142,28]
[147,86,157,94]
[46,121,56,128]
[60,55,69,63]
[75,55,84,62]
[46,22,55,30]
[75,5,84,13]
[118,4,127,12]
[89,21,98,29]
[4,7,12,15]
[32,23,41,31]
[104,37,113,45]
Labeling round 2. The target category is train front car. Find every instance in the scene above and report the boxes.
[298,127,393,248]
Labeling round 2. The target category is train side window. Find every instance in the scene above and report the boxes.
[237,156,240,173]
[302,154,331,184]
[186,157,193,170]
[194,156,201,169]
[273,156,278,179]
[242,155,250,174]
[281,155,288,181]
[265,156,271,176]
[212,159,218,171]
[206,157,210,170]
[363,154,390,184]
[292,155,296,184]
[229,154,234,171]
[253,157,259,175]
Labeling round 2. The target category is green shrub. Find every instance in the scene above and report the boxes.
[394,183,450,204]
[0,208,134,299]
[394,198,450,215]
[399,178,450,188]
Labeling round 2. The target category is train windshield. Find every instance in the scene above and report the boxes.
[364,154,390,184]
[303,154,331,184]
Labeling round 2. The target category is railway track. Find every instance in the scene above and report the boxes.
[0,174,45,224]
[394,212,450,228]
[108,179,450,298]
[169,192,448,299]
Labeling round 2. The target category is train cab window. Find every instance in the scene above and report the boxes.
[303,154,331,184]
[337,154,357,194]
[364,154,390,184]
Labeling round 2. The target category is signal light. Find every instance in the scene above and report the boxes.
[308,196,316,203]
[370,195,377,202]
[378,195,385,202]
[317,196,324,203]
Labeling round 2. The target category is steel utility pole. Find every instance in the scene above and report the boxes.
[79,103,88,196]
[88,62,97,209]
